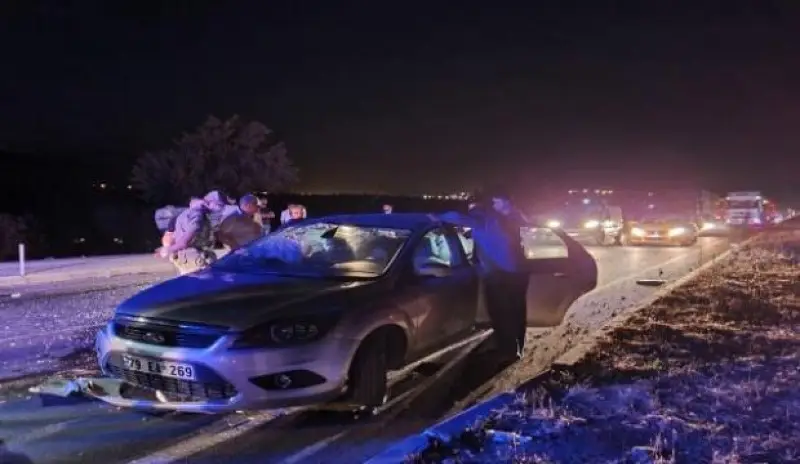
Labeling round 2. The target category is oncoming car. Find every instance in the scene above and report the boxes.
[95,214,597,414]
[626,215,699,247]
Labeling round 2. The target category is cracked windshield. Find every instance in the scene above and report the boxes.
[214,222,412,275]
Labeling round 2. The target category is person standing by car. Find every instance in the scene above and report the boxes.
[432,187,530,362]
[215,194,265,250]
[156,197,215,275]
[256,195,276,234]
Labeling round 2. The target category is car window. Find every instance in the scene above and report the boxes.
[521,227,568,259]
[413,228,462,270]
[456,228,475,262]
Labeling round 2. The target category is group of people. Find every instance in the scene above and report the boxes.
[156,190,310,275]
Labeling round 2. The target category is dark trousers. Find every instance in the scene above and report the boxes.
[483,271,528,359]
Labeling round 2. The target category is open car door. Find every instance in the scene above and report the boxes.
[521,227,597,327]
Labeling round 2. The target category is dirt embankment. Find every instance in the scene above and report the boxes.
[413,231,800,463]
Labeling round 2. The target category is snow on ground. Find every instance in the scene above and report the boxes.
[0,274,168,386]
[411,231,800,464]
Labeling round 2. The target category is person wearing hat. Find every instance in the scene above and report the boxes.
[214,194,264,250]
[431,185,530,362]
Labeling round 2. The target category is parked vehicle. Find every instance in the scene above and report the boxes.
[95,213,597,414]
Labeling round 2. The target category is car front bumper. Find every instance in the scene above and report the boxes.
[94,324,358,413]
[628,233,696,245]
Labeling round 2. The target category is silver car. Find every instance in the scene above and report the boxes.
[95,214,597,413]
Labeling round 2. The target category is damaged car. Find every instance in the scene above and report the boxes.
[94,213,597,414]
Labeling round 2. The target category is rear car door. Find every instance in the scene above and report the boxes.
[521,226,597,327]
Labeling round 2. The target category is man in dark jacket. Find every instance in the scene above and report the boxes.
[432,187,530,361]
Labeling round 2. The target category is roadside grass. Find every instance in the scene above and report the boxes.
[410,231,800,463]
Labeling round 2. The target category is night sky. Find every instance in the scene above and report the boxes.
[2,1,800,199]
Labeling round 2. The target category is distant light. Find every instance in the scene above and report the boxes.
[594,189,600,194]
[582,198,591,205]
[127,185,133,190]
[582,189,588,193]
[648,204,655,209]
[648,192,654,197]
[607,190,613,194]
[99,183,107,189]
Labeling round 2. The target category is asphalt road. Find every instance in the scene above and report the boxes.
[0,237,731,464]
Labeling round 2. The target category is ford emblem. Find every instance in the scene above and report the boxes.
[142,331,166,344]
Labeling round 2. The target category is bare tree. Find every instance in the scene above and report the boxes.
[131,115,298,204]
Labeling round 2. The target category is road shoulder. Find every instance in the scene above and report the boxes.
[406,230,800,463]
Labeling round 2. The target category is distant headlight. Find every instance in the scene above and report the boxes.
[631,227,646,237]
[668,227,687,237]
[701,222,715,230]
[229,312,341,349]
[546,219,561,228]
[584,220,600,229]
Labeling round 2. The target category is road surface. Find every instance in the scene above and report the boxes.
[0,238,731,464]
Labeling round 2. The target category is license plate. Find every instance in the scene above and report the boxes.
[122,354,196,381]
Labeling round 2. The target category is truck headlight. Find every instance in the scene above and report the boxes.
[668,227,686,237]
[230,312,341,349]
[584,220,600,229]
[631,227,645,237]
[546,219,561,228]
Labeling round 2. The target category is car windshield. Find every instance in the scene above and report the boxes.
[213,222,412,277]
[544,203,605,225]
[727,200,759,209]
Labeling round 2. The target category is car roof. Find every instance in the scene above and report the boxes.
[302,213,434,230]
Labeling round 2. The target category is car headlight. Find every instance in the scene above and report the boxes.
[602,220,615,228]
[230,312,341,349]
[584,220,600,229]
[631,227,645,237]
[546,219,561,228]
[701,222,715,230]
[668,227,686,237]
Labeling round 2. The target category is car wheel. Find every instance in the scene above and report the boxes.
[594,231,607,246]
[347,336,389,414]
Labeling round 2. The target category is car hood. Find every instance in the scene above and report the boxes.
[115,268,382,330]
[633,220,690,229]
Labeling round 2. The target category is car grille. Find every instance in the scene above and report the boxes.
[106,364,237,401]
[113,323,221,349]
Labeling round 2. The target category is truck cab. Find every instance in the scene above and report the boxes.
[725,191,764,227]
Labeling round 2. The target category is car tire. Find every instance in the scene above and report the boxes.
[594,231,607,246]
[347,336,389,413]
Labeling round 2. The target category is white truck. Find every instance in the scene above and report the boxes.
[724,191,765,227]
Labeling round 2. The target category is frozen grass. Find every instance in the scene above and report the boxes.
[410,230,800,463]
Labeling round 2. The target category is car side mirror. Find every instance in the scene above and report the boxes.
[414,260,452,278]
